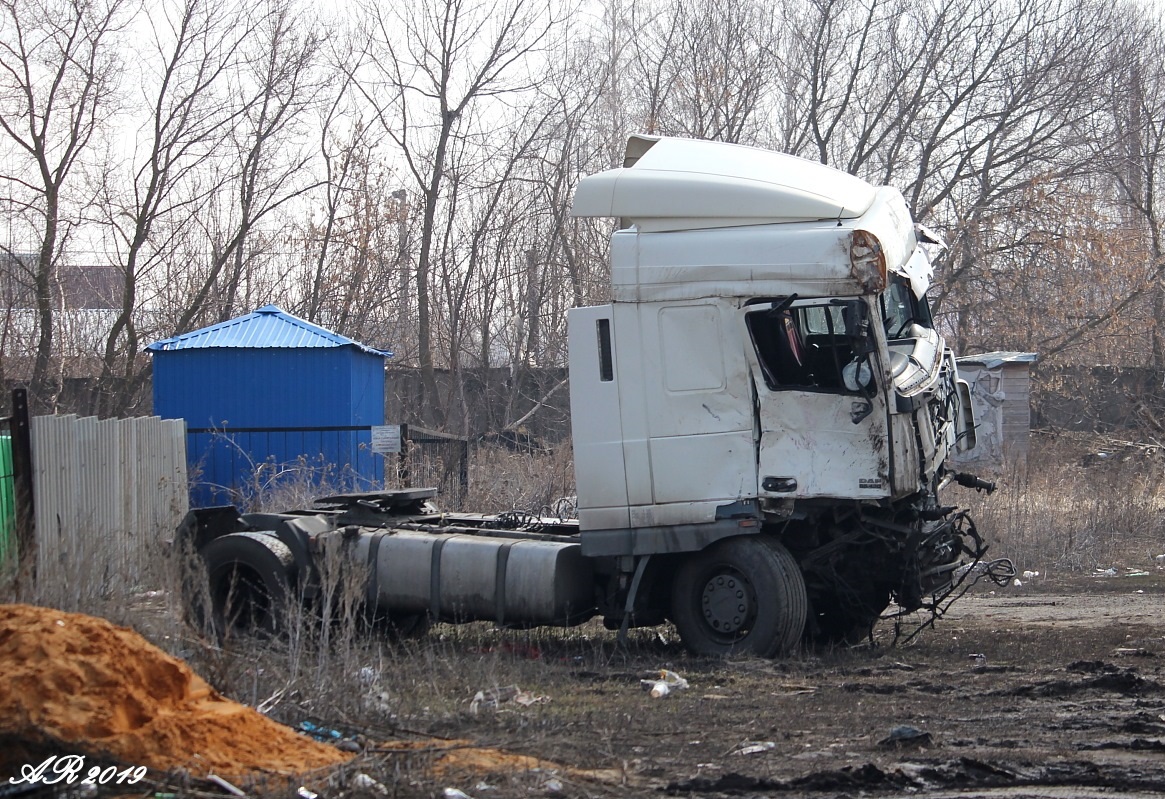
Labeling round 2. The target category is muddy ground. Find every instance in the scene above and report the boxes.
[9,572,1165,799]
[380,572,1165,799]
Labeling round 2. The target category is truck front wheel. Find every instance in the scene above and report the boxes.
[670,537,807,657]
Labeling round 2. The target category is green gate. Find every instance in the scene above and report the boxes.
[0,435,13,566]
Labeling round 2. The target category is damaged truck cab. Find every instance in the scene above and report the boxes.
[181,135,995,658]
[567,135,987,649]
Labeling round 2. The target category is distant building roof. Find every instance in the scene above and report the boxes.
[1,255,123,310]
[145,304,392,357]
[957,351,1038,370]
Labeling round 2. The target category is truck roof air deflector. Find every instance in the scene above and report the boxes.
[571,135,878,232]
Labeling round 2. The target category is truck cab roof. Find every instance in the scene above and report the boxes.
[571,135,925,300]
[571,135,878,233]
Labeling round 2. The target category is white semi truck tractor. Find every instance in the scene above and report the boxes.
[180,135,998,657]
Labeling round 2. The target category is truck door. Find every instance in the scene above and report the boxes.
[745,298,892,501]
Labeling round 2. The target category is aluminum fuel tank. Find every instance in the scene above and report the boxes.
[359,530,596,626]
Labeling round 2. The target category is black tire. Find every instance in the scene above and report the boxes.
[670,536,808,657]
[761,537,811,654]
[201,532,295,638]
[808,586,890,645]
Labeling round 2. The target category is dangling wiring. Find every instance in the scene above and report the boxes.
[888,512,1016,645]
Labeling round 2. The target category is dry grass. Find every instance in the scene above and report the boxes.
[463,444,575,516]
[952,433,1165,575]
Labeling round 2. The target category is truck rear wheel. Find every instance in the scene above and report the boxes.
[201,532,295,638]
[670,537,807,657]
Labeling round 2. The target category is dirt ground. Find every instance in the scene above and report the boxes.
[398,572,1165,799]
[9,572,1165,799]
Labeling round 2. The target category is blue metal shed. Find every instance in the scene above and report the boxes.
[147,305,391,507]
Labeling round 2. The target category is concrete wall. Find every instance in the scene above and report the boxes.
[384,366,571,445]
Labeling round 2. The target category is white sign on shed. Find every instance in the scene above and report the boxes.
[371,424,402,454]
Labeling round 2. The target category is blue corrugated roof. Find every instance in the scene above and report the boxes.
[146,304,392,357]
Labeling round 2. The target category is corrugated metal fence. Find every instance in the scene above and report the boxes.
[30,414,188,598]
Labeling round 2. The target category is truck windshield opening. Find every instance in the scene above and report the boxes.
[880,277,934,340]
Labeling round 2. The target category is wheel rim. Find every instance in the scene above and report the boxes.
[700,567,757,639]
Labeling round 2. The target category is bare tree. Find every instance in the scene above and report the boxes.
[92,0,259,416]
[292,119,405,347]
[630,0,780,142]
[0,0,127,411]
[775,0,1125,356]
[1093,7,1165,367]
[174,0,325,334]
[353,0,558,423]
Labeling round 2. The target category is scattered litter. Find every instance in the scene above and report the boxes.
[353,774,389,795]
[443,789,473,799]
[1013,579,1023,587]
[514,690,549,707]
[297,788,318,799]
[470,685,549,713]
[357,666,378,684]
[206,775,246,796]
[878,725,932,747]
[365,689,394,716]
[640,669,689,698]
[1114,647,1154,657]
[1022,570,1040,580]
[1127,570,1150,578]
[299,720,343,741]
[731,741,776,756]
[771,682,818,695]
[542,777,564,793]
[1155,554,1165,568]
[1095,568,1118,577]
[968,653,987,665]
[474,782,497,792]
[1136,589,1146,594]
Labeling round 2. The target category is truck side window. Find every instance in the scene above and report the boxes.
[597,318,614,381]
[747,304,857,392]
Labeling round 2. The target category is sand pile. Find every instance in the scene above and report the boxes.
[0,604,352,779]
[372,740,627,785]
